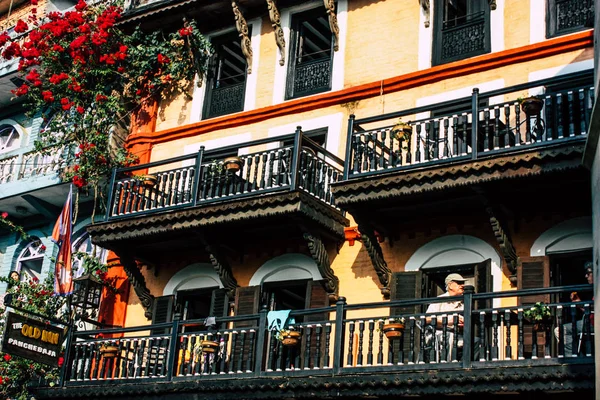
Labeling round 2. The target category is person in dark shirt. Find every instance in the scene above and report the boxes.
[554,262,593,357]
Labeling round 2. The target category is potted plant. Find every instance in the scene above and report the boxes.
[275,329,302,346]
[200,340,219,354]
[223,156,243,173]
[518,95,544,116]
[524,302,552,331]
[382,318,405,340]
[390,119,412,142]
[99,343,119,358]
[133,173,158,188]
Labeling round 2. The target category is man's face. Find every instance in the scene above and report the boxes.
[585,270,593,284]
[448,280,465,296]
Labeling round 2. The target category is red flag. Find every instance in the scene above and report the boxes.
[52,186,73,295]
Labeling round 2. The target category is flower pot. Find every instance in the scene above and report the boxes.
[382,322,405,340]
[200,340,219,353]
[223,156,243,173]
[140,174,158,188]
[533,322,550,332]
[99,345,118,358]
[281,331,302,347]
[520,97,544,116]
[391,124,412,140]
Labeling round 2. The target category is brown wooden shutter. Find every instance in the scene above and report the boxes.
[234,286,260,327]
[517,256,550,305]
[210,288,229,329]
[306,281,329,322]
[151,295,174,334]
[390,271,422,316]
[517,256,550,358]
[474,259,492,309]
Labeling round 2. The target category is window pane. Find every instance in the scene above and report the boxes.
[0,125,20,152]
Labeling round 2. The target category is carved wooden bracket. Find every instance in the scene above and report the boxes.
[486,206,518,284]
[119,253,155,320]
[303,232,339,301]
[266,0,286,66]
[357,222,392,298]
[419,0,430,28]
[323,0,340,51]
[232,1,253,73]
[203,241,239,298]
[489,0,497,10]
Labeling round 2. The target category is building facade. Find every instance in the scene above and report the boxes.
[18,0,597,398]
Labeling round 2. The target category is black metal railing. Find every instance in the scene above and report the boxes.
[343,71,594,180]
[439,11,488,64]
[105,129,344,220]
[60,284,594,386]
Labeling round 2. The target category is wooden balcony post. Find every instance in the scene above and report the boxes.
[253,305,268,376]
[471,88,479,160]
[343,114,355,180]
[290,126,303,191]
[58,324,76,387]
[191,146,205,205]
[332,296,347,373]
[104,167,118,221]
[462,285,474,368]
[165,316,181,381]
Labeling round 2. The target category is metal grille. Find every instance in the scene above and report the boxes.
[440,15,486,63]
[292,58,332,98]
[556,0,594,33]
[206,82,245,118]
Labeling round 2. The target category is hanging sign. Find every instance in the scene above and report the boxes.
[1,312,64,366]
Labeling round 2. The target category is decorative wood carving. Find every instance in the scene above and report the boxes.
[303,232,339,301]
[323,0,340,51]
[203,241,239,298]
[487,206,518,284]
[119,253,155,320]
[489,0,497,10]
[232,1,253,73]
[357,222,392,298]
[266,0,286,66]
[419,0,431,28]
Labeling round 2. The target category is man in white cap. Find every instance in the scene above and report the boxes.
[426,273,472,361]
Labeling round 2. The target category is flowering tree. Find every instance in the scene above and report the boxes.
[0,0,212,217]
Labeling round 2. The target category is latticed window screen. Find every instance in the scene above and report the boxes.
[432,0,491,66]
[547,0,594,38]
[204,30,248,119]
[286,6,334,99]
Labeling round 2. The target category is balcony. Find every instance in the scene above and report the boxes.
[37,284,594,398]
[342,71,593,181]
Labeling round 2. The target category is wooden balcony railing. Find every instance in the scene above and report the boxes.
[59,284,593,386]
[105,129,344,220]
[343,71,594,180]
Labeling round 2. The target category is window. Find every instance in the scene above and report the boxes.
[286,6,334,99]
[17,240,46,282]
[203,30,249,119]
[0,125,20,153]
[72,233,108,279]
[547,0,594,38]
[432,0,491,66]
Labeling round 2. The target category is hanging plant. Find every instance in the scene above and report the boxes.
[0,0,213,222]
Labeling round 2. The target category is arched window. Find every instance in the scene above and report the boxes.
[0,124,20,153]
[72,233,108,279]
[17,239,46,282]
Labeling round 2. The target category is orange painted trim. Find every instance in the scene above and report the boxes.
[344,226,361,246]
[127,30,593,148]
